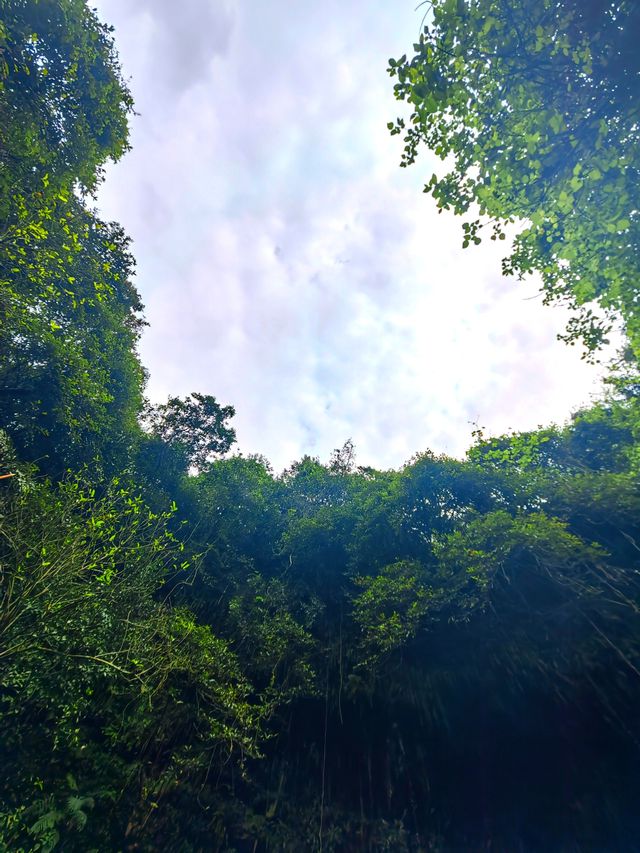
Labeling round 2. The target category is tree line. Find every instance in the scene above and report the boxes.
[1,1,639,849]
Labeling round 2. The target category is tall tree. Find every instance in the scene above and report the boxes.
[0,0,142,476]
[144,393,236,474]
[0,198,146,475]
[389,0,640,357]
[0,0,132,217]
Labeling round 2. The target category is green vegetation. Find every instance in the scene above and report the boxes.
[0,0,142,477]
[389,0,640,356]
[1,0,640,849]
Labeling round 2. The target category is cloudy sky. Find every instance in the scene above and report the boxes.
[94,0,607,471]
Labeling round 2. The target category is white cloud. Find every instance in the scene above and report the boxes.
[95,0,607,471]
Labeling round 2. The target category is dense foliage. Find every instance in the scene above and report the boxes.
[389,0,640,356]
[2,0,640,850]
[0,0,143,476]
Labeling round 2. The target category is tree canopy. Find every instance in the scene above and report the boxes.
[0,0,132,205]
[389,0,640,356]
[0,0,141,476]
[145,393,237,473]
[1,0,640,850]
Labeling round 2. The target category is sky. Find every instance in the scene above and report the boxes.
[94,0,608,472]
